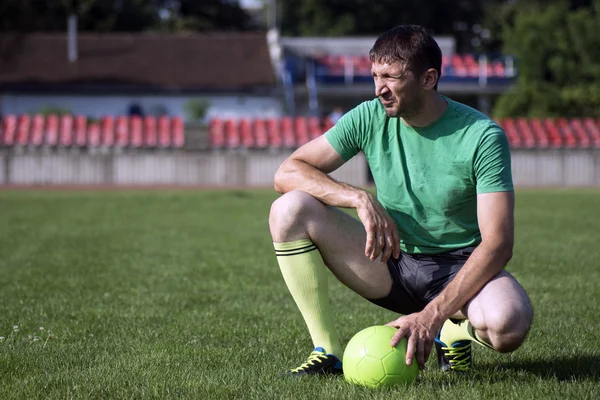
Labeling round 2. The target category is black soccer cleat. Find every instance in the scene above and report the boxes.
[286,347,343,376]
[434,333,473,373]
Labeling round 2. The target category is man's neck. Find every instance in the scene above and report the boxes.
[402,94,448,128]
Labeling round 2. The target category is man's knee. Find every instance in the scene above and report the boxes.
[269,190,324,242]
[486,300,533,353]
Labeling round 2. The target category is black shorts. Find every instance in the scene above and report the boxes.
[368,247,475,315]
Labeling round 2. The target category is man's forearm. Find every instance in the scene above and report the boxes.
[423,242,512,322]
[274,158,368,208]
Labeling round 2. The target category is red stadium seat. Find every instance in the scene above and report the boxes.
[1,114,17,146]
[240,119,254,148]
[583,118,600,148]
[225,119,240,149]
[529,118,549,148]
[16,115,31,146]
[115,116,129,147]
[308,117,322,140]
[543,119,563,148]
[171,117,184,148]
[30,114,45,147]
[87,122,101,147]
[295,117,310,146]
[267,118,282,148]
[500,118,522,148]
[253,119,269,149]
[281,117,296,148]
[323,117,334,132]
[59,115,73,146]
[209,118,225,148]
[158,116,171,148]
[143,116,157,148]
[101,116,115,147]
[516,118,535,148]
[557,118,577,148]
[45,115,59,146]
[73,115,87,147]
[130,116,143,148]
[568,119,590,148]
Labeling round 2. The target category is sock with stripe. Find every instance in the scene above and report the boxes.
[274,238,343,359]
[440,318,494,349]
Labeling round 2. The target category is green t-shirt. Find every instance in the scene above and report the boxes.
[325,96,513,254]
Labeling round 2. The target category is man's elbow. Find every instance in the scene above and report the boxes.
[273,164,289,194]
[496,240,514,265]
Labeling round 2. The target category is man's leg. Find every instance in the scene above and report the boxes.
[269,191,393,374]
[462,270,533,352]
[437,270,533,371]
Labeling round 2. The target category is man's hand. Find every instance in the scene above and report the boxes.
[356,192,400,263]
[385,311,443,370]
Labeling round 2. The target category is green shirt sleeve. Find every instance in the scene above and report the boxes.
[324,101,372,161]
[474,129,514,194]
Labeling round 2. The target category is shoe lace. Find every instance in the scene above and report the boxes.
[290,350,327,373]
[441,343,471,372]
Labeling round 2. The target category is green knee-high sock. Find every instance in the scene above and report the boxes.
[274,239,343,359]
[440,318,494,350]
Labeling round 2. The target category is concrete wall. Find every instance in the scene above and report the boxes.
[1,149,599,187]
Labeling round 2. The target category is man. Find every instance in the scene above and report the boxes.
[269,25,533,375]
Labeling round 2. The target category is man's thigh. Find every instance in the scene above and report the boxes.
[309,206,393,300]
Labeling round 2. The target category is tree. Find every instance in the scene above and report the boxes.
[493,0,600,117]
[0,0,254,33]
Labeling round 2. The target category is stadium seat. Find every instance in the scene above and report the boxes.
[30,114,45,147]
[1,114,17,146]
[267,118,282,148]
[569,119,590,148]
[130,116,143,148]
[115,116,129,147]
[500,118,522,148]
[101,116,115,147]
[308,117,322,140]
[281,117,296,148]
[253,119,269,149]
[583,118,600,148]
[171,117,184,148]
[557,118,577,148]
[516,118,536,148]
[529,118,549,148]
[16,115,31,146]
[295,117,310,146]
[543,119,563,148]
[45,115,59,146]
[59,115,73,146]
[143,116,157,147]
[225,119,240,149]
[158,116,171,148]
[87,122,101,147]
[323,117,334,133]
[209,118,225,148]
[240,119,254,148]
[74,115,87,147]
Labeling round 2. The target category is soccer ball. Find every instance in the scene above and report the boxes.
[343,325,418,388]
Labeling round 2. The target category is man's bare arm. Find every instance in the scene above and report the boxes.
[273,136,366,208]
[388,191,514,367]
[274,136,400,261]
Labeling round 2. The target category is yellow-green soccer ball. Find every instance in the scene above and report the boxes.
[343,325,419,388]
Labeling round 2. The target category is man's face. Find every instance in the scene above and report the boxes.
[371,61,424,118]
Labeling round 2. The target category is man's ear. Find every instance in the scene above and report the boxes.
[422,68,439,90]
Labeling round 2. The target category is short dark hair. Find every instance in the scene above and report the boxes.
[369,25,442,90]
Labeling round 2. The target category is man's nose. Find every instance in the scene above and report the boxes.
[374,79,389,97]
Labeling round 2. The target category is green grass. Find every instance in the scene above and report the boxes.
[0,188,599,399]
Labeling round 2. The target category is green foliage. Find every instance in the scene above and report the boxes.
[184,99,211,122]
[1,189,600,399]
[0,0,254,33]
[494,0,600,117]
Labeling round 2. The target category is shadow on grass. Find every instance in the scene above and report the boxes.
[478,354,600,382]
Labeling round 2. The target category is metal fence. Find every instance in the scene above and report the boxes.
[1,149,599,187]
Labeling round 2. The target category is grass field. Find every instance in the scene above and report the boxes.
[0,188,599,399]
